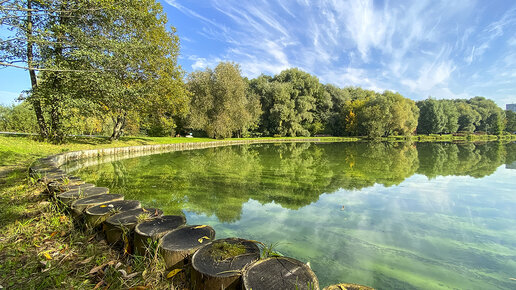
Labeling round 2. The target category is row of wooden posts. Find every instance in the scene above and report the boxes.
[29,141,372,290]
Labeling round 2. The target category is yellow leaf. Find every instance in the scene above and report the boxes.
[193,225,208,229]
[197,236,210,243]
[100,205,107,208]
[43,252,52,260]
[166,269,182,279]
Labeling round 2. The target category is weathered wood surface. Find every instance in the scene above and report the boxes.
[57,186,109,205]
[133,215,186,256]
[71,194,124,216]
[84,200,141,228]
[160,225,215,269]
[104,208,163,245]
[242,257,319,290]
[60,182,95,192]
[191,238,260,290]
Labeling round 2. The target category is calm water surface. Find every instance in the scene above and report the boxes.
[70,142,516,289]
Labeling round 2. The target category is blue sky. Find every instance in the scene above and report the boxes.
[1,0,515,108]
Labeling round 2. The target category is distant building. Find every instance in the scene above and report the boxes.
[507,104,516,112]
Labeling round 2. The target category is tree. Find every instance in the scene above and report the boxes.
[456,101,481,132]
[505,110,516,133]
[467,97,505,134]
[187,62,259,138]
[441,100,459,133]
[1,0,188,142]
[416,99,446,134]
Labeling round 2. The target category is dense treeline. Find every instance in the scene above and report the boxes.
[1,60,513,139]
[185,62,510,138]
[0,0,513,141]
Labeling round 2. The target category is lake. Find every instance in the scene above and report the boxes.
[70,141,516,289]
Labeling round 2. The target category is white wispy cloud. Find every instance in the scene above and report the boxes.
[164,0,516,105]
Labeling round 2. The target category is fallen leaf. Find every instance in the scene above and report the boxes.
[49,231,58,238]
[89,264,104,275]
[92,280,104,290]
[193,225,208,229]
[198,236,210,244]
[43,252,52,260]
[126,272,139,279]
[129,286,149,290]
[80,257,93,265]
[166,269,182,279]
[100,205,107,208]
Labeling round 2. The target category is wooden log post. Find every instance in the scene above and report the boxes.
[242,257,319,290]
[84,200,141,229]
[57,186,109,206]
[133,215,186,256]
[70,194,124,217]
[59,182,95,193]
[160,225,215,270]
[191,238,260,290]
[104,208,163,248]
[323,284,374,290]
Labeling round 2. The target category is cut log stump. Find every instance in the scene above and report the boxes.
[134,215,186,256]
[191,238,260,290]
[84,200,141,228]
[323,283,374,290]
[57,186,109,206]
[242,257,319,290]
[160,225,215,270]
[104,207,163,246]
[47,180,88,194]
[54,182,94,193]
[71,194,124,217]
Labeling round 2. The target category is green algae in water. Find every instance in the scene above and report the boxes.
[71,142,516,289]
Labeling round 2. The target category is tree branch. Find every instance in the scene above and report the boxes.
[0,61,111,72]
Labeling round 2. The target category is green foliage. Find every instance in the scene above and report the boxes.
[187,62,260,138]
[1,0,188,142]
[505,110,516,132]
[0,102,38,133]
[417,99,446,134]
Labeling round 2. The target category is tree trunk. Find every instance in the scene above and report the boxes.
[27,0,48,139]
[50,102,64,143]
[111,112,127,140]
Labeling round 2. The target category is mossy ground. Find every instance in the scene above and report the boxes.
[208,241,247,261]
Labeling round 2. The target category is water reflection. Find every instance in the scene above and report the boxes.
[74,142,513,222]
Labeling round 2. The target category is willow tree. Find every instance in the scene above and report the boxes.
[187,62,259,139]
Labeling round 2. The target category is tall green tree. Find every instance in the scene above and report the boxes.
[187,62,259,138]
[417,99,446,134]
[455,101,481,132]
[505,110,516,133]
[467,97,504,134]
[1,0,188,142]
[441,100,459,133]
